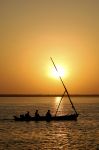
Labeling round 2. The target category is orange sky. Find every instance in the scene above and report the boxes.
[0,0,99,94]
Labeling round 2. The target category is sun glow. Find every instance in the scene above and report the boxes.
[49,65,68,79]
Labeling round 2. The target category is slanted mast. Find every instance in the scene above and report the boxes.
[50,57,78,115]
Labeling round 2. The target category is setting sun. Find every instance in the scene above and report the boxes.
[49,65,68,79]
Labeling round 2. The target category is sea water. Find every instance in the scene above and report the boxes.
[0,97,99,150]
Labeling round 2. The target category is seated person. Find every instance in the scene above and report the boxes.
[25,111,31,118]
[35,110,40,119]
[20,114,24,118]
[46,110,52,120]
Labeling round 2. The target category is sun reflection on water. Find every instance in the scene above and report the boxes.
[54,97,64,115]
[55,96,61,104]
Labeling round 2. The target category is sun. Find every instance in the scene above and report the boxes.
[52,65,64,78]
[49,65,68,79]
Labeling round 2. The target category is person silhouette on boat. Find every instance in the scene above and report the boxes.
[35,110,40,118]
[46,110,52,121]
[25,111,31,119]
[35,110,40,120]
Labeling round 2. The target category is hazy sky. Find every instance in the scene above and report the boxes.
[0,0,99,94]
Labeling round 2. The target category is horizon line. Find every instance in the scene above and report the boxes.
[0,94,99,97]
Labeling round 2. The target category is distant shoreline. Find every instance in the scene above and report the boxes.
[0,94,99,97]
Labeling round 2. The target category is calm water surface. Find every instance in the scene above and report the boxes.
[0,97,99,150]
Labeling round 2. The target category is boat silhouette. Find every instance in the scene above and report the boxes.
[14,57,79,122]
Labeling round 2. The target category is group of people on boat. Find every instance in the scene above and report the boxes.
[21,109,52,120]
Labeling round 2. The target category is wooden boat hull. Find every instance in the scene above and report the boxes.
[13,114,78,122]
